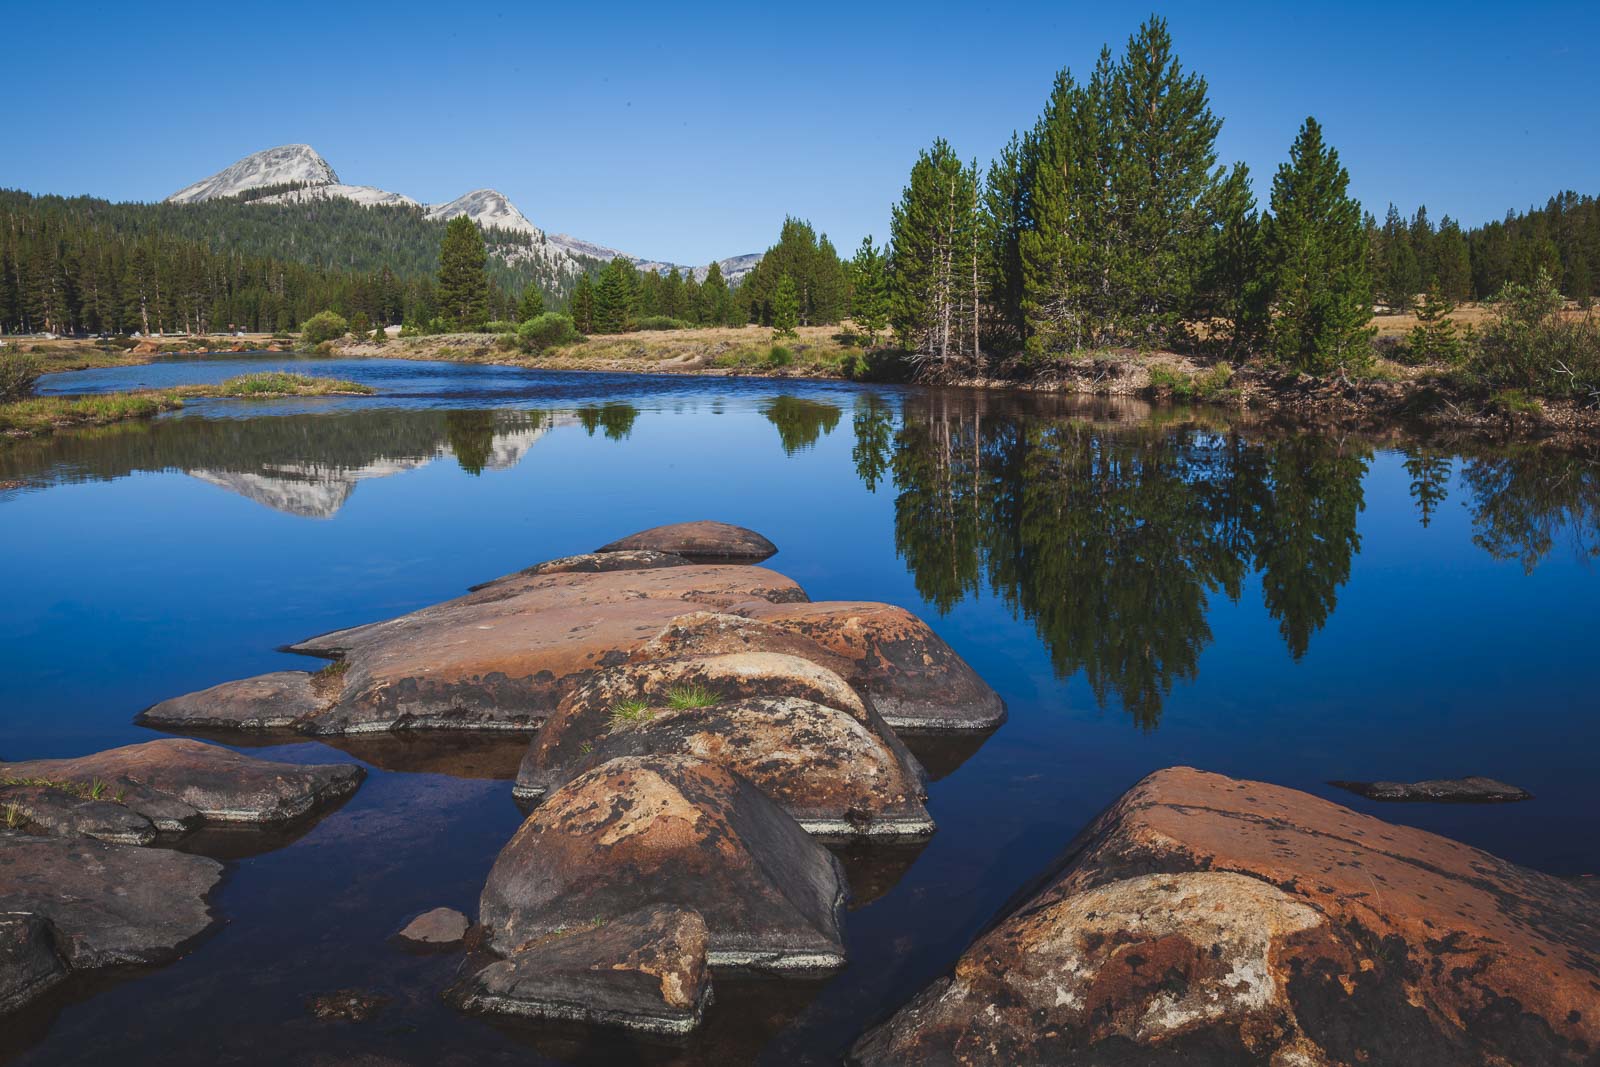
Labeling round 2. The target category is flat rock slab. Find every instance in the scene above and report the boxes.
[0,913,68,1016]
[1330,776,1533,802]
[482,755,846,975]
[0,785,157,846]
[596,521,777,563]
[0,833,222,969]
[138,670,326,731]
[2,739,364,830]
[738,602,1005,732]
[853,767,1600,1066]
[397,907,469,944]
[451,905,711,1035]
[470,550,694,591]
[515,696,933,839]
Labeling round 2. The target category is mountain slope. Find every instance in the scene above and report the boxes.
[166,145,340,204]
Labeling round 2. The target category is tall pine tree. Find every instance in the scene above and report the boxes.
[436,216,490,329]
[1262,117,1374,372]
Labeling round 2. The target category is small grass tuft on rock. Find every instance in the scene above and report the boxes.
[664,685,718,710]
[610,698,655,728]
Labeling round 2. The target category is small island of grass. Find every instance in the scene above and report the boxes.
[0,369,374,441]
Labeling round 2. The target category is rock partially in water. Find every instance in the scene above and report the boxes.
[396,907,469,945]
[596,521,778,563]
[139,670,325,731]
[853,767,1600,1066]
[482,755,847,975]
[1,739,364,829]
[0,914,67,1017]
[515,696,933,839]
[469,549,694,591]
[305,988,391,1022]
[1329,776,1533,802]
[0,833,222,969]
[740,602,1006,732]
[450,905,712,1034]
[0,784,157,846]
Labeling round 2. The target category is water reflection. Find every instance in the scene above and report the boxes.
[575,402,639,441]
[762,396,842,454]
[867,392,1599,728]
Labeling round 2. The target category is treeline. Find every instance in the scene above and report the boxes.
[0,188,599,335]
[1370,193,1600,309]
[874,16,1599,382]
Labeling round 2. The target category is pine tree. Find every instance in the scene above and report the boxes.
[1190,162,1266,356]
[1378,204,1421,310]
[516,283,545,322]
[1262,117,1375,373]
[661,268,685,319]
[980,132,1030,350]
[1019,67,1094,354]
[593,256,636,333]
[1434,217,1473,301]
[681,271,702,325]
[700,261,729,326]
[570,273,596,333]
[1407,285,1464,364]
[890,138,980,366]
[771,275,800,339]
[849,236,891,345]
[436,216,490,329]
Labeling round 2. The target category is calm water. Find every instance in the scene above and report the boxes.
[2,355,1597,1064]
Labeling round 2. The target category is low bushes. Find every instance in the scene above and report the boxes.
[300,310,349,345]
[634,316,692,332]
[517,312,581,353]
[0,353,42,401]
[1468,270,1600,403]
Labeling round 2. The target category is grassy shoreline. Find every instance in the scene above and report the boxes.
[0,373,372,441]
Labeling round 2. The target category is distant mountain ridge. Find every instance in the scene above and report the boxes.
[165,144,759,282]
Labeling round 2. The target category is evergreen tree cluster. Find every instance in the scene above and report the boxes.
[1371,192,1600,309]
[568,255,742,333]
[885,16,1375,372]
[738,217,848,327]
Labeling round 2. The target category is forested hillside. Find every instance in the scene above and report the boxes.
[0,189,606,335]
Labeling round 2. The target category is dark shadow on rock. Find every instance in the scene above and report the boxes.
[899,729,996,782]
[321,736,528,780]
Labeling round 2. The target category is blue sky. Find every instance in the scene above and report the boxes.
[6,1,1596,263]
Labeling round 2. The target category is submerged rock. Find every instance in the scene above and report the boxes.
[0,739,364,830]
[450,905,711,1035]
[515,695,933,839]
[1329,775,1533,802]
[397,907,469,945]
[305,988,391,1022]
[481,755,847,974]
[853,767,1600,1066]
[596,521,778,563]
[0,913,67,1017]
[0,833,222,970]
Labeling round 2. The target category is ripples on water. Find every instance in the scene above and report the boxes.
[2,356,1596,1064]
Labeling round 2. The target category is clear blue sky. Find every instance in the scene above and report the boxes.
[6,1,1596,263]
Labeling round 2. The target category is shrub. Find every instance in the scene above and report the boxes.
[0,353,42,401]
[300,310,349,345]
[766,345,794,368]
[494,332,520,351]
[635,315,691,331]
[1470,268,1600,401]
[517,312,581,353]
[484,320,519,334]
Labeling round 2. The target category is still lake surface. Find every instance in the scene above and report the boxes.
[2,355,1597,1064]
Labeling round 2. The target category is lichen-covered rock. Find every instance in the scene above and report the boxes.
[515,696,933,838]
[0,913,67,1016]
[1,739,364,829]
[450,905,711,1034]
[396,907,469,945]
[596,521,778,562]
[139,670,325,731]
[0,833,222,969]
[738,602,1004,732]
[1330,776,1533,802]
[631,611,860,681]
[470,550,693,591]
[852,767,1600,1066]
[0,785,157,846]
[142,565,807,736]
[482,755,846,974]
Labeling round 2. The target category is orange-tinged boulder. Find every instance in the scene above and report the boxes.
[481,755,846,975]
[596,521,777,562]
[853,767,1600,1066]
